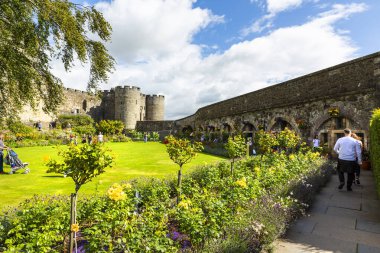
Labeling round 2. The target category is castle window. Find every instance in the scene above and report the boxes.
[82,100,87,111]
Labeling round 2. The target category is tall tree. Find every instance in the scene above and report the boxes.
[0,0,114,122]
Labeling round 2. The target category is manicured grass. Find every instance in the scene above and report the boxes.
[0,142,225,210]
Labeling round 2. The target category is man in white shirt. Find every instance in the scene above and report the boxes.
[333,128,362,191]
[313,136,320,148]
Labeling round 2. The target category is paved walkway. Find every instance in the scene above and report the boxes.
[274,170,380,253]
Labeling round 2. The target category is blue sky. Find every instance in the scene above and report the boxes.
[192,0,380,56]
[54,0,380,119]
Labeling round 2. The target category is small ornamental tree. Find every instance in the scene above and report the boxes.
[46,143,113,253]
[254,130,279,156]
[277,128,301,153]
[96,120,124,135]
[224,135,247,176]
[165,135,203,203]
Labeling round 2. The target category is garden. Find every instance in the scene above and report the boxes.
[0,142,222,209]
[0,123,334,253]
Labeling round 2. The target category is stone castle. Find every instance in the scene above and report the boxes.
[20,86,165,129]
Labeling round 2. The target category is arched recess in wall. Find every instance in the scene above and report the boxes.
[268,116,300,135]
[242,122,256,138]
[312,112,366,150]
[207,125,215,132]
[82,100,87,112]
[222,123,232,133]
[182,125,193,133]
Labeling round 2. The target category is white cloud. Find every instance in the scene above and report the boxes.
[243,0,305,36]
[52,2,367,120]
[95,0,223,63]
[267,0,303,14]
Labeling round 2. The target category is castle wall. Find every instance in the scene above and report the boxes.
[19,88,102,124]
[140,94,146,121]
[136,120,174,132]
[146,95,165,121]
[100,90,115,121]
[114,86,142,129]
[192,53,380,121]
[174,52,380,149]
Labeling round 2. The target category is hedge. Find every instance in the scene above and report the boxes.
[370,108,380,198]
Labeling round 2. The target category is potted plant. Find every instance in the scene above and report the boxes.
[328,108,340,117]
[361,149,371,170]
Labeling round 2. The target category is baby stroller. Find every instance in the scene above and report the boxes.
[5,149,30,174]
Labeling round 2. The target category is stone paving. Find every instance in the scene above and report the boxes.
[274,170,380,253]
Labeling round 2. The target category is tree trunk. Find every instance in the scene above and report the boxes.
[69,193,77,253]
[177,167,182,204]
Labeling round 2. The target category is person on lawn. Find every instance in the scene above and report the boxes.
[0,134,9,174]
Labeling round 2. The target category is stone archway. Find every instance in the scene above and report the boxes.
[268,116,300,135]
[312,113,367,151]
[182,125,193,133]
[222,123,232,133]
[242,122,256,139]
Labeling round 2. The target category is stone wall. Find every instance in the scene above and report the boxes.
[19,88,102,125]
[174,52,380,150]
[136,120,174,132]
[193,53,380,121]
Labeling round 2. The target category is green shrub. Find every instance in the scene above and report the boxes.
[370,108,380,197]
[57,114,94,129]
[110,134,131,142]
[96,120,124,135]
[72,125,96,135]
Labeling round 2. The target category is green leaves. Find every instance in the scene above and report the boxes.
[165,135,203,168]
[370,108,380,197]
[46,143,113,193]
[224,135,246,160]
[254,130,279,155]
[96,120,124,136]
[0,0,114,120]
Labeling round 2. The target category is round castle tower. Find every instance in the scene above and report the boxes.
[145,95,165,121]
[114,86,142,129]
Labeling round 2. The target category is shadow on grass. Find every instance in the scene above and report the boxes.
[42,175,64,178]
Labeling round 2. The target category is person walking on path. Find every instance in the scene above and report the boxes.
[333,128,362,191]
[351,133,363,185]
[0,134,9,174]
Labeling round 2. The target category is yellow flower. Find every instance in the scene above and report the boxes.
[43,155,50,162]
[122,183,132,189]
[178,199,192,209]
[71,223,79,232]
[107,183,126,201]
[289,154,295,160]
[235,177,247,188]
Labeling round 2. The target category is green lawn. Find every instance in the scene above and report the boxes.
[0,142,224,210]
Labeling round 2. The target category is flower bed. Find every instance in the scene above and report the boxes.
[0,152,332,252]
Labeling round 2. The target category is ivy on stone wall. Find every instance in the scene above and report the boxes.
[370,108,380,197]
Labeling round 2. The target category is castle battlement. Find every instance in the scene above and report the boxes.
[115,85,141,91]
[146,94,165,99]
